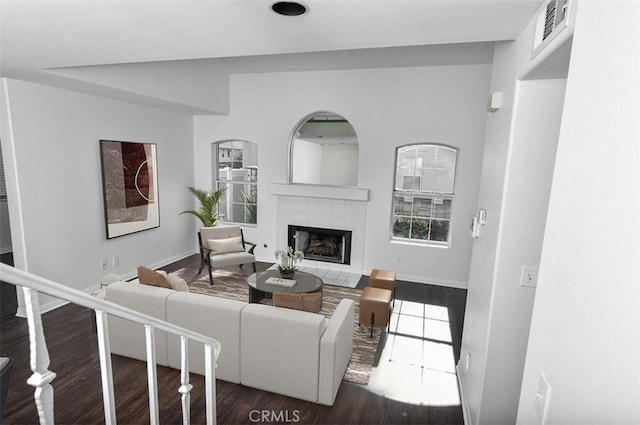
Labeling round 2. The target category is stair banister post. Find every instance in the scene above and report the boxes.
[95,310,117,425]
[144,325,160,425]
[23,287,56,425]
[204,343,217,425]
[178,336,193,425]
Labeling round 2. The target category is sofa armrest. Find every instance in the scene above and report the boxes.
[241,304,325,403]
[318,298,355,406]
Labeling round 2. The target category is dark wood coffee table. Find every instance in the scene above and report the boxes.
[247,269,323,304]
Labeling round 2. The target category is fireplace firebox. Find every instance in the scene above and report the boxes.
[288,225,352,265]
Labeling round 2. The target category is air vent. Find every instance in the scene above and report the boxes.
[533,0,570,58]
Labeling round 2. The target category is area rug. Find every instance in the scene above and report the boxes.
[186,269,383,386]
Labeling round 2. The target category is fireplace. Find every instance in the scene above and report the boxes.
[288,225,352,265]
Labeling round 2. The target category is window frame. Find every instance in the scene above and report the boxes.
[390,143,458,247]
[212,140,258,226]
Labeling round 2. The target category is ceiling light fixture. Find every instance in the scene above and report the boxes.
[270,1,308,17]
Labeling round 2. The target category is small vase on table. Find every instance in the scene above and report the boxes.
[275,247,304,280]
[279,268,295,279]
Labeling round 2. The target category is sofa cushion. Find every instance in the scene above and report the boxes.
[207,236,244,254]
[166,292,246,383]
[273,292,321,313]
[137,266,170,288]
[166,273,189,292]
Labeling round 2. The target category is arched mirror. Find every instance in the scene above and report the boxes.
[289,111,359,187]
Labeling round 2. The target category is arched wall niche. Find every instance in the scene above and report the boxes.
[288,111,359,187]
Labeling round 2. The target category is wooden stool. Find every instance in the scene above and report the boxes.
[359,286,392,338]
[369,268,396,308]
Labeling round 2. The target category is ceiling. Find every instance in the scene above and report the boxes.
[0,0,543,113]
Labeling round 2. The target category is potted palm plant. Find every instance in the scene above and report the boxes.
[180,186,227,227]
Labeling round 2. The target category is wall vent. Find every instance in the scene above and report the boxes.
[532,0,570,58]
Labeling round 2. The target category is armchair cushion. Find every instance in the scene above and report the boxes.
[207,236,244,254]
[208,251,255,268]
[137,266,170,288]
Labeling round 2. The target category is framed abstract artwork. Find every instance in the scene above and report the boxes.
[100,140,160,239]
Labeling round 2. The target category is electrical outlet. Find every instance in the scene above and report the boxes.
[465,353,471,371]
[521,266,538,287]
[396,256,401,264]
[100,259,108,271]
[112,256,119,267]
[535,372,552,424]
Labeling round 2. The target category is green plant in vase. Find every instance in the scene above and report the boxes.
[180,186,227,227]
[274,246,304,278]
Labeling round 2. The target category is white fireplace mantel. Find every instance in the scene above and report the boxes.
[270,183,369,202]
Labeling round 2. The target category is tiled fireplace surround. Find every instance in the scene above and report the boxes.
[274,192,367,275]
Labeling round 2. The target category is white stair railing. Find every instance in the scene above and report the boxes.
[0,263,221,425]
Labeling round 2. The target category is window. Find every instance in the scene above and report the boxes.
[212,140,258,224]
[391,144,457,245]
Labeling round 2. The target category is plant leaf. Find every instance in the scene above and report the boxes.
[181,186,228,227]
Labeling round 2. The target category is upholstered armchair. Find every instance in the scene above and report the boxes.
[198,225,256,285]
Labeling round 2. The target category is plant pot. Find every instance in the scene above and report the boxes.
[279,270,295,279]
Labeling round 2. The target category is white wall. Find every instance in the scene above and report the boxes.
[0,79,196,314]
[193,62,491,286]
[518,1,640,423]
[481,78,566,423]
[457,39,532,425]
[457,2,574,422]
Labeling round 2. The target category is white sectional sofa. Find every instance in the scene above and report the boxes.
[104,280,355,406]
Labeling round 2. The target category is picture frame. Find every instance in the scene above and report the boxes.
[99,140,160,239]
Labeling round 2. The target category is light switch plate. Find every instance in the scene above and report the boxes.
[521,266,538,287]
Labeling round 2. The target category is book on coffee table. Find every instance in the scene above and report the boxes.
[265,277,297,287]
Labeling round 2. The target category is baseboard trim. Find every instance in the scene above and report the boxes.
[14,250,198,318]
[394,273,468,290]
[151,250,198,269]
[456,363,472,425]
[118,250,199,281]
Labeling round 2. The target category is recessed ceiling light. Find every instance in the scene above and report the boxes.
[270,1,308,17]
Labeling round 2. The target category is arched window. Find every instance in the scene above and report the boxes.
[212,140,258,225]
[391,144,457,245]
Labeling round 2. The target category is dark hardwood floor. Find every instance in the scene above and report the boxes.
[1,254,467,425]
